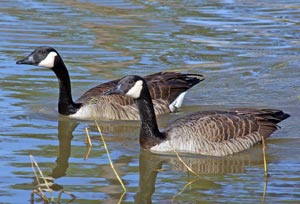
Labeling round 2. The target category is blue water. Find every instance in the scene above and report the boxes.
[0,0,299,203]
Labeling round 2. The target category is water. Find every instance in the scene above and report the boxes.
[0,0,299,203]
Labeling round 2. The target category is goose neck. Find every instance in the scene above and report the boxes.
[136,87,165,148]
[52,58,80,115]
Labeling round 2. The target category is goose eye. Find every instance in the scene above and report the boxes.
[128,80,134,85]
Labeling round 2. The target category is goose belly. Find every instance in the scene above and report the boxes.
[150,139,200,154]
[71,98,170,120]
[149,133,262,156]
[69,103,140,120]
[69,105,97,119]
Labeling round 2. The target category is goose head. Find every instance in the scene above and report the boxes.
[106,75,145,99]
[16,46,79,116]
[16,46,59,69]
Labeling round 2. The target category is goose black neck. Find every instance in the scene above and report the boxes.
[136,84,165,148]
[51,56,81,115]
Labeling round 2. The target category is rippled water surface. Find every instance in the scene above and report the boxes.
[1,0,300,203]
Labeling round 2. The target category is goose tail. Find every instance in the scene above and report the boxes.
[181,73,206,87]
[233,108,290,123]
[233,108,290,138]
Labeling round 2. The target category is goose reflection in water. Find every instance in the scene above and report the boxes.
[31,118,139,202]
[50,119,76,180]
[31,118,270,203]
[31,118,137,188]
[135,148,268,204]
[31,118,77,195]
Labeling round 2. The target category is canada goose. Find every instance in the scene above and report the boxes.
[16,46,205,120]
[106,75,290,156]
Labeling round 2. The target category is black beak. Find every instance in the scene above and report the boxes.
[16,54,35,65]
[104,86,122,95]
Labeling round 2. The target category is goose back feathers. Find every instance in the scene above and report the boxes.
[106,75,290,156]
[16,46,204,120]
[152,109,289,156]
[74,71,204,120]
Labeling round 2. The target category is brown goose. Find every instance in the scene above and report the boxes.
[16,46,204,120]
[106,75,290,156]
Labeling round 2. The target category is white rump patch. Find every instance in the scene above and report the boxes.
[38,51,57,68]
[126,80,143,99]
[169,91,187,112]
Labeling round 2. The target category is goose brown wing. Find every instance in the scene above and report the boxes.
[164,109,288,156]
[76,78,135,106]
[167,109,284,143]
[144,72,204,103]
[166,111,255,142]
[76,72,204,106]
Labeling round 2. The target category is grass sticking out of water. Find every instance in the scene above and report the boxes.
[171,144,199,177]
[94,120,127,204]
[261,136,269,177]
[29,155,76,203]
[84,126,93,147]
[170,145,201,202]
[84,126,93,160]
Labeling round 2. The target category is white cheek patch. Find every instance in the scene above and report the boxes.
[38,51,57,68]
[126,80,143,99]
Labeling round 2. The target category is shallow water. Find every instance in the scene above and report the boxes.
[0,0,299,203]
